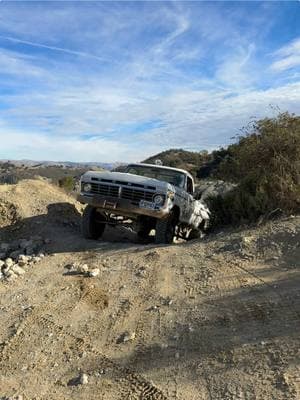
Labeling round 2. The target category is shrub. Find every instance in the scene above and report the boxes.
[58,176,75,192]
[208,112,300,228]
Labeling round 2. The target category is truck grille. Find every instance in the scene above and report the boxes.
[88,182,155,203]
[120,187,154,203]
[90,183,119,198]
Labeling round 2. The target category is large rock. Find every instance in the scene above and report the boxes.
[195,180,236,202]
[4,258,14,268]
[11,265,25,276]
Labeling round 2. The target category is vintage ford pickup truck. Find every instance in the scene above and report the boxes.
[78,163,210,244]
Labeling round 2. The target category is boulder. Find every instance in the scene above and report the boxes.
[5,258,14,268]
[11,265,26,276]
[195,180,236,201]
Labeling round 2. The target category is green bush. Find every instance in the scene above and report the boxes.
[58,176,75,192]
[208,112,300,228]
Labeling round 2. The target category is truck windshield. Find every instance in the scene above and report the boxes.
[125,165,186,188]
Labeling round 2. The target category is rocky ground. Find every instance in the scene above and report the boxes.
[0,179,299,400]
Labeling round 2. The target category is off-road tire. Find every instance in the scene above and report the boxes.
[155,212,177,244]
[136,218,153,243]
[82,205,106,239]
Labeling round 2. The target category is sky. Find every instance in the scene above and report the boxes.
[0,1,300,163]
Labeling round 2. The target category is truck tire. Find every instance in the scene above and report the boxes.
[82,205,106,239]
[136,217,152,243]
[155,212,176,244]
[187,228,201,240]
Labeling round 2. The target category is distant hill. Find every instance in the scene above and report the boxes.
[142,149,211,177]
[0,159,123,170]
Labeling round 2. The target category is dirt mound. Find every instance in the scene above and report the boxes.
[0,178,81,219]
[0,178,83,241]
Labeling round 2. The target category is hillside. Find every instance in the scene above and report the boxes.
[0,178,299,399]
[142,149,210,177]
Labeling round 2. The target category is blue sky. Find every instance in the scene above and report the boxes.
[0,1,300,162]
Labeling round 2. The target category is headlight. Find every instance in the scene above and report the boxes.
[83,183,92,192]
[153,194,165,206]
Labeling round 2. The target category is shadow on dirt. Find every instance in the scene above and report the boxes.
[0,202,158,255]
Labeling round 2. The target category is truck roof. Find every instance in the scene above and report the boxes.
[127,163,194,180]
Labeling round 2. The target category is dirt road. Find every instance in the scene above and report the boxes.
[0,180,299,399]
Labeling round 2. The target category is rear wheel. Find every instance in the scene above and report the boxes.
[136,217,153,243]
[187,228,201,240]
[82,205,106,239]
[155,212,177,244]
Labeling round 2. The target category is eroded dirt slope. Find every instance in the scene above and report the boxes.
[0,179,299,400]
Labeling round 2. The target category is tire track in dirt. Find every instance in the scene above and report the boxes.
[0,271,168,400]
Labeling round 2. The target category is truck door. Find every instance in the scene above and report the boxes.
[183,176,194,222]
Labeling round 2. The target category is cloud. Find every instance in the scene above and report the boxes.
[271,37,300,72]
[0,48,44,77]
[0,2,299,162]
[0,35,110,63]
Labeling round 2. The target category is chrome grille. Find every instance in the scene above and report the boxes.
[121,187,154,203]
[85,182,156,204]
[90,183,119,198]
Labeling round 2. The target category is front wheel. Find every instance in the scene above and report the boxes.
[82,205,106,239]
[155,212,177,244]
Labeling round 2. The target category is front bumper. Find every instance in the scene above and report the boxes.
[77,193,170,219]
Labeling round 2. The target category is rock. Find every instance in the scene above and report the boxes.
[0,272,4,280]
[32,256,41,263]
[18,255,30,267]
[88,268,99,277]
[6,270,17,280]
[147,305,159,311]
[78,264,89,274]
[242,236,255,246]
[2,267,11,276]
[65,263,76,270]
[136,267,147,277]
[118,331,136,343]
[79,372,89,385]
[37,253,45,258]
[162,297,173,306]
[0,260,5,268]
[11,265,26,276]
[5,258,14,268]
[195,180,236,201]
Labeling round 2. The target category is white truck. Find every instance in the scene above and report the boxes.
[78,163,210,244]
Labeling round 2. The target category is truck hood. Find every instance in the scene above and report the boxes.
[82,170,174,191]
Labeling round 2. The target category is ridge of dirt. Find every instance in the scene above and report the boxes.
[0,179,299,399]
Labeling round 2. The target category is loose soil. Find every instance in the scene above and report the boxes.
[0,179,299,399]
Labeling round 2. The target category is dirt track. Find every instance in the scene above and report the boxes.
[0,180,299,399]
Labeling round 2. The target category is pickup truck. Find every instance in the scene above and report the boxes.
[78,163,210,244]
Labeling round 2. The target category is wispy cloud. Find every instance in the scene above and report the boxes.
[0,35,110,62]
[271,37,300,72]
[0,1,299,162]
